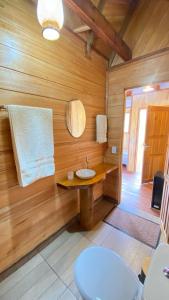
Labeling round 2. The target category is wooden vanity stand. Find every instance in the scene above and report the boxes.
[57,163,118,230]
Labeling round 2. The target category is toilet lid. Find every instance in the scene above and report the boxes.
[74,246,141,300]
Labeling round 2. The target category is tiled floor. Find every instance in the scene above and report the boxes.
[122,167,160,217]
[0,213,158,300]
[0,166,161,299]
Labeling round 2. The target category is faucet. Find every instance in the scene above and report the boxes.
[86,156,89,169]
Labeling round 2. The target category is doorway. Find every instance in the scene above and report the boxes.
[121,83,169,217]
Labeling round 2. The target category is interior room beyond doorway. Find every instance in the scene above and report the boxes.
[122,82,169,217]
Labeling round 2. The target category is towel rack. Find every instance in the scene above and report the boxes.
[0,105,7,110]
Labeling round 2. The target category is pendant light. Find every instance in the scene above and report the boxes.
[142,85,154,93]
[37,0,64,41]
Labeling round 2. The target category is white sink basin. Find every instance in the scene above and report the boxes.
[76,169,96,180]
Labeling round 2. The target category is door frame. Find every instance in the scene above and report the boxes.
[107,48,169,204]
[135,107,147,176]
[123,106,132,170]
[127,105,146,173]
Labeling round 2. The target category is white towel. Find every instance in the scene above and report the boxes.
[96,115,107,143]
[7,105,55,187]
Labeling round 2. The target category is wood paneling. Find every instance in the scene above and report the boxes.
[113,0,169,65]
[107,48,169,203]
[123,108,130,152]
[128,90,169,172]
[0,0,106,272]
[64,0,131,60]
[64,0,132,61]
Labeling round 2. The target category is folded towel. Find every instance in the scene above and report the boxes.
[96,115,107,143]
[7,105,55,187]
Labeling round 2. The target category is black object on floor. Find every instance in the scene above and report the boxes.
[138,271,146,284]
[151,171,164,210]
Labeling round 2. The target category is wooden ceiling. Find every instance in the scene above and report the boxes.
[64,0,134,61]
[64,0,130,34]
[33,0,140,63]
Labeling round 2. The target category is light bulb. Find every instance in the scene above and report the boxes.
[142,86,154,92]
[43,27,60,41]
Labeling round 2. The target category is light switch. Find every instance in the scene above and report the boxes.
[112,146,117,154]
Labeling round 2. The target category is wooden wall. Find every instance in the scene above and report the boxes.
[106,49,169,202]
[123,108,131,152]
[0,0,106,272]
[113,0,169,65]
[128,90,169,172]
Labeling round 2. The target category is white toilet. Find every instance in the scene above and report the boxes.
[74,243,169,300]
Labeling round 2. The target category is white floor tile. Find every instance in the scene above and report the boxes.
[0,219,156,300]
[52,234,95,285]
[0,254,43,298]
[20,269,57,300]
[1,261,57,300]
[40,231,71,260]
[44,232,83,267]
[59,288,76,300]
[102,227,142,265]
[82,221,112,245]
[69,280,83,300]
[101,225,153,270]
[38,278,66,300]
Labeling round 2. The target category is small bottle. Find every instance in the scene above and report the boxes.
[67,171,74,180]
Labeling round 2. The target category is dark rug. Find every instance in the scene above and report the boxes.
[104,207,160,248]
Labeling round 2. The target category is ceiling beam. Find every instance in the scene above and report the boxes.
[65,25,108,60]
[108,0,140,67]
[85,0,106,58]
[73,24,90,33]
[64,0,132,61]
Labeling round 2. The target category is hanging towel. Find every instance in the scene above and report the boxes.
[7,105,55,187]
[96,115,107,143]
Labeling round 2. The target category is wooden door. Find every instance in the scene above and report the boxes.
[142,106,169,183]
[161,137,169,243]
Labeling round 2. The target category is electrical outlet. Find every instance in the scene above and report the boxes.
[112,146,117,154]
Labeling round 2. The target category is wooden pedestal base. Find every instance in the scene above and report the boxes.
[80,186,94,230]
[57,163,118,230]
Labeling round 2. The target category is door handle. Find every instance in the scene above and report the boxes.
[143,144,150,148]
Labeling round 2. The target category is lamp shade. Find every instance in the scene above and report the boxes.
[37,0,64,40]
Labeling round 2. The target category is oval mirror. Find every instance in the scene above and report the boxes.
[66,100,86,138]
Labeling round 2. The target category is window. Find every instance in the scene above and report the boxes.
[124,112,130,133]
